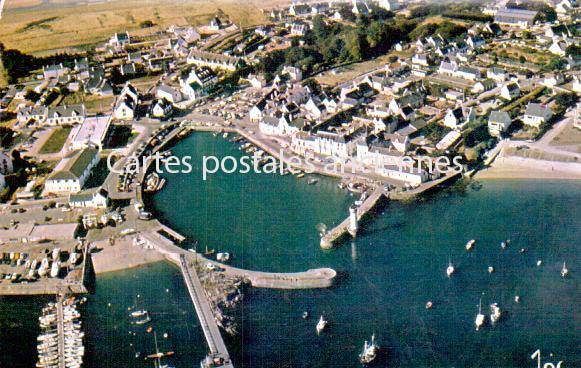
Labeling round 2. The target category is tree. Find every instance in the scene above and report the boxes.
[554,92,578,107]
[140,20,154,28]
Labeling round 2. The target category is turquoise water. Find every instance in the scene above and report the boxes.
[0,132,579,368]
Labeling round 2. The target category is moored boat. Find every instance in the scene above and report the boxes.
[316,315,327,335]
[359,333,379,365]
[475,297,485,331]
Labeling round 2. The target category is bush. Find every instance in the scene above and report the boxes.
[140,20,154,28]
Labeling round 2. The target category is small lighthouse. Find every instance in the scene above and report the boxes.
[348,205,358,237]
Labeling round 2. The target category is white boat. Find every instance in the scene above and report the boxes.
[466,239,475,251]
[131,310,148,318]
[514,295,520,303]
[561,262,569,278]
[135,315,151,325]
[316,315,327,335]
[500,241,506,250]
[475,298,485,331]
[488,266,494,273]
[216,252,230,262]
[490,303,501,325]
[446,260,455,278]
[359,333,379,364]
[537,260,542,266]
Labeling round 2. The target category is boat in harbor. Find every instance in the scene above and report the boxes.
[488,266,495,273]
[316,315,327,335]
[302,311,309,319]
[216,252,230,262]
[359,333,379,365]
[466,239,475,251]
[307,178,318,185]
[561,262,569,278]
[131,310,148,318]
[204,245,215,255]
[296,173,305,179]
[135,315,151,325]
[475,298,485,331]
[490,303,501,325]
[446,260,455,278]
[514,295,521,303]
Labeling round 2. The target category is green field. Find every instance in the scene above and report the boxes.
[39,126,72,154]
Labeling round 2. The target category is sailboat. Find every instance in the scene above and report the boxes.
[475,297,485,331]
[359,333,379,364]
[204,245,215,256]
[130,295,148,318]
[561,262,569,278]
[446,259,455,278]
[316,316,327,335]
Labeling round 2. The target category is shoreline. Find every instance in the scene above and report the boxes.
[474,156,581,181]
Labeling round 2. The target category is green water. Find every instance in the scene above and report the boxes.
[0,133,579,368]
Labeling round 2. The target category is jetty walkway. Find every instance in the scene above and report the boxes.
[179,254,233,368]
[320,186,385,249]
[55,296,66,368]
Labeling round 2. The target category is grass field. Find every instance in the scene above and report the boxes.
[0,0,277,55]
[39,126,72,154]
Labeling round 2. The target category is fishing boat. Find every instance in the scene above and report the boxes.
[446,260,455,278]
[490,303,501,325]
[465,239,476,251]
[316,316,327,335]
[131,310,148,318]
[216,252,230,262]
[135,315,151,325]
[475,298,485,331]
[359,333,379,365]
[561,262,569,278]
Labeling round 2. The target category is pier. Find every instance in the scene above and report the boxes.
[179,254,233,368]
[320,186,385,249]
[55,296,66,368]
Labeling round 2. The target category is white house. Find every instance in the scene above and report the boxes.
[151,99,174,119]
[439,59,458,75]
[0,173,5,191]
[523,103,553,128]
[378,0,399,11]
[549,41,568,57]
[69,188,109,209]
[444,106,476,129]
[156,85,183,104]
[45,148,100,194]
[488,111,512,136]
[500,83,520,100]
[487,67,507,83]
[45,105,86,126]
[282,65,303,81]
[542,74,565,88]
[186,66,218,89]
[456,66,481,81]
[113,97,137,120]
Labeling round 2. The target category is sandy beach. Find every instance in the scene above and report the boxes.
[475,155,581,180]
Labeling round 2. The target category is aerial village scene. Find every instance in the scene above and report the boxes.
[0,0,579,367]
